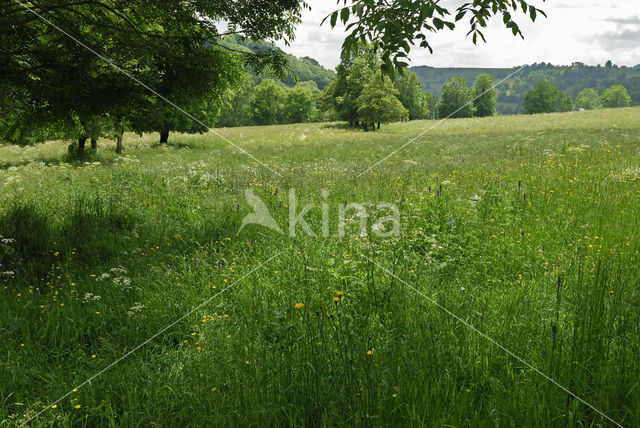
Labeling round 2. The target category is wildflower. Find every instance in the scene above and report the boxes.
[52,404,57,409]
[609,290,614,295]
[212,387,217,391]
[333,297,340,302]
[294,303,304,309]
[245,361,250,365]
[20,343,24,347]
[74,404,81,409]
[336,291,344,296]
[91,354,96,358]
[367,350,374,356]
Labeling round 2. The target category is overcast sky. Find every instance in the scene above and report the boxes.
[274,0,640,70]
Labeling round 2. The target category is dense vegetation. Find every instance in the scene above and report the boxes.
[412,62,640,114]
[2,108,639,427]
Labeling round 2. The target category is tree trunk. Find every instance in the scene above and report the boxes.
[159,130,169,144]
[363,122,368,132]
[377,122,380,130]
[115,130,123,155]
[77,136,87,160]
[90,137,97,150]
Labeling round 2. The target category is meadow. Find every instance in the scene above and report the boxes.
[1,107,640,427]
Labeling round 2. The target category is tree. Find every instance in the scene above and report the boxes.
[250,79,287,125]
[0,1,306,149]
[473,73,497,117]
[575,88,600,110]
[356,72,408,131]
[394,71,429,119]
[423,93,439,119]
[284,86,317,123]
[600,85,632,108]
[130,45,240,144]
[523,80,572,114]
[332,51,377,127]
[216,73,255,128]
[436,77,475,118]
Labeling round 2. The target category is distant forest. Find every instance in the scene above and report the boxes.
[411,62,640,114]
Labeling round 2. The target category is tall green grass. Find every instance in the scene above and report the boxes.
[1,107,639,426]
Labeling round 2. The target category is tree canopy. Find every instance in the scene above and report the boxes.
[575,88,601,110]
[473,73,497,117]
[600,85,632,108]
[356,72,408,130]
[437,77,476,118]
[523,80,573,114]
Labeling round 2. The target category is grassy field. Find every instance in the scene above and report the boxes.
[1,107,640,427]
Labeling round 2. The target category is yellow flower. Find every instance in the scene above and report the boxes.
[74,404,81,409]
[294,303,304,309]
[609,290,614,295]
[51,404,57,409]
[336,291,344,296]
[211,387,217,391]
[367,350,374,356]
[91,354,96,358]
[333,297,340,302]
[245,361,251,365]
[20,343,25,347]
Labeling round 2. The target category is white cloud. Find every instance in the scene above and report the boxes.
[275,0,640,70]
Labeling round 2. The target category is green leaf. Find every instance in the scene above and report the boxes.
[330,11,338,27]
[340,7,350,24]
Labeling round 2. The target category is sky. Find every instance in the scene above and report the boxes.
[274,0,640,70]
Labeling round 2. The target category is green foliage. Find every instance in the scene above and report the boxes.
[325,0,544,74]
[523,80,573,114]
[222,36,336,91]
[394,71,430,120]
[473,73,497,117]
[0,1,307,145]
[437,77,475,118]
[356,72,408,130]
[333,52,377,126]
[284,86,317,123]
[411,62,640,114]
[216,73,255,128]
[575,88,601,110]
[600,85,632,108]
[250,79,287,125]
[423,92,439,119]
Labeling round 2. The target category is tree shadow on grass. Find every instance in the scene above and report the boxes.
[0,196,138,284]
